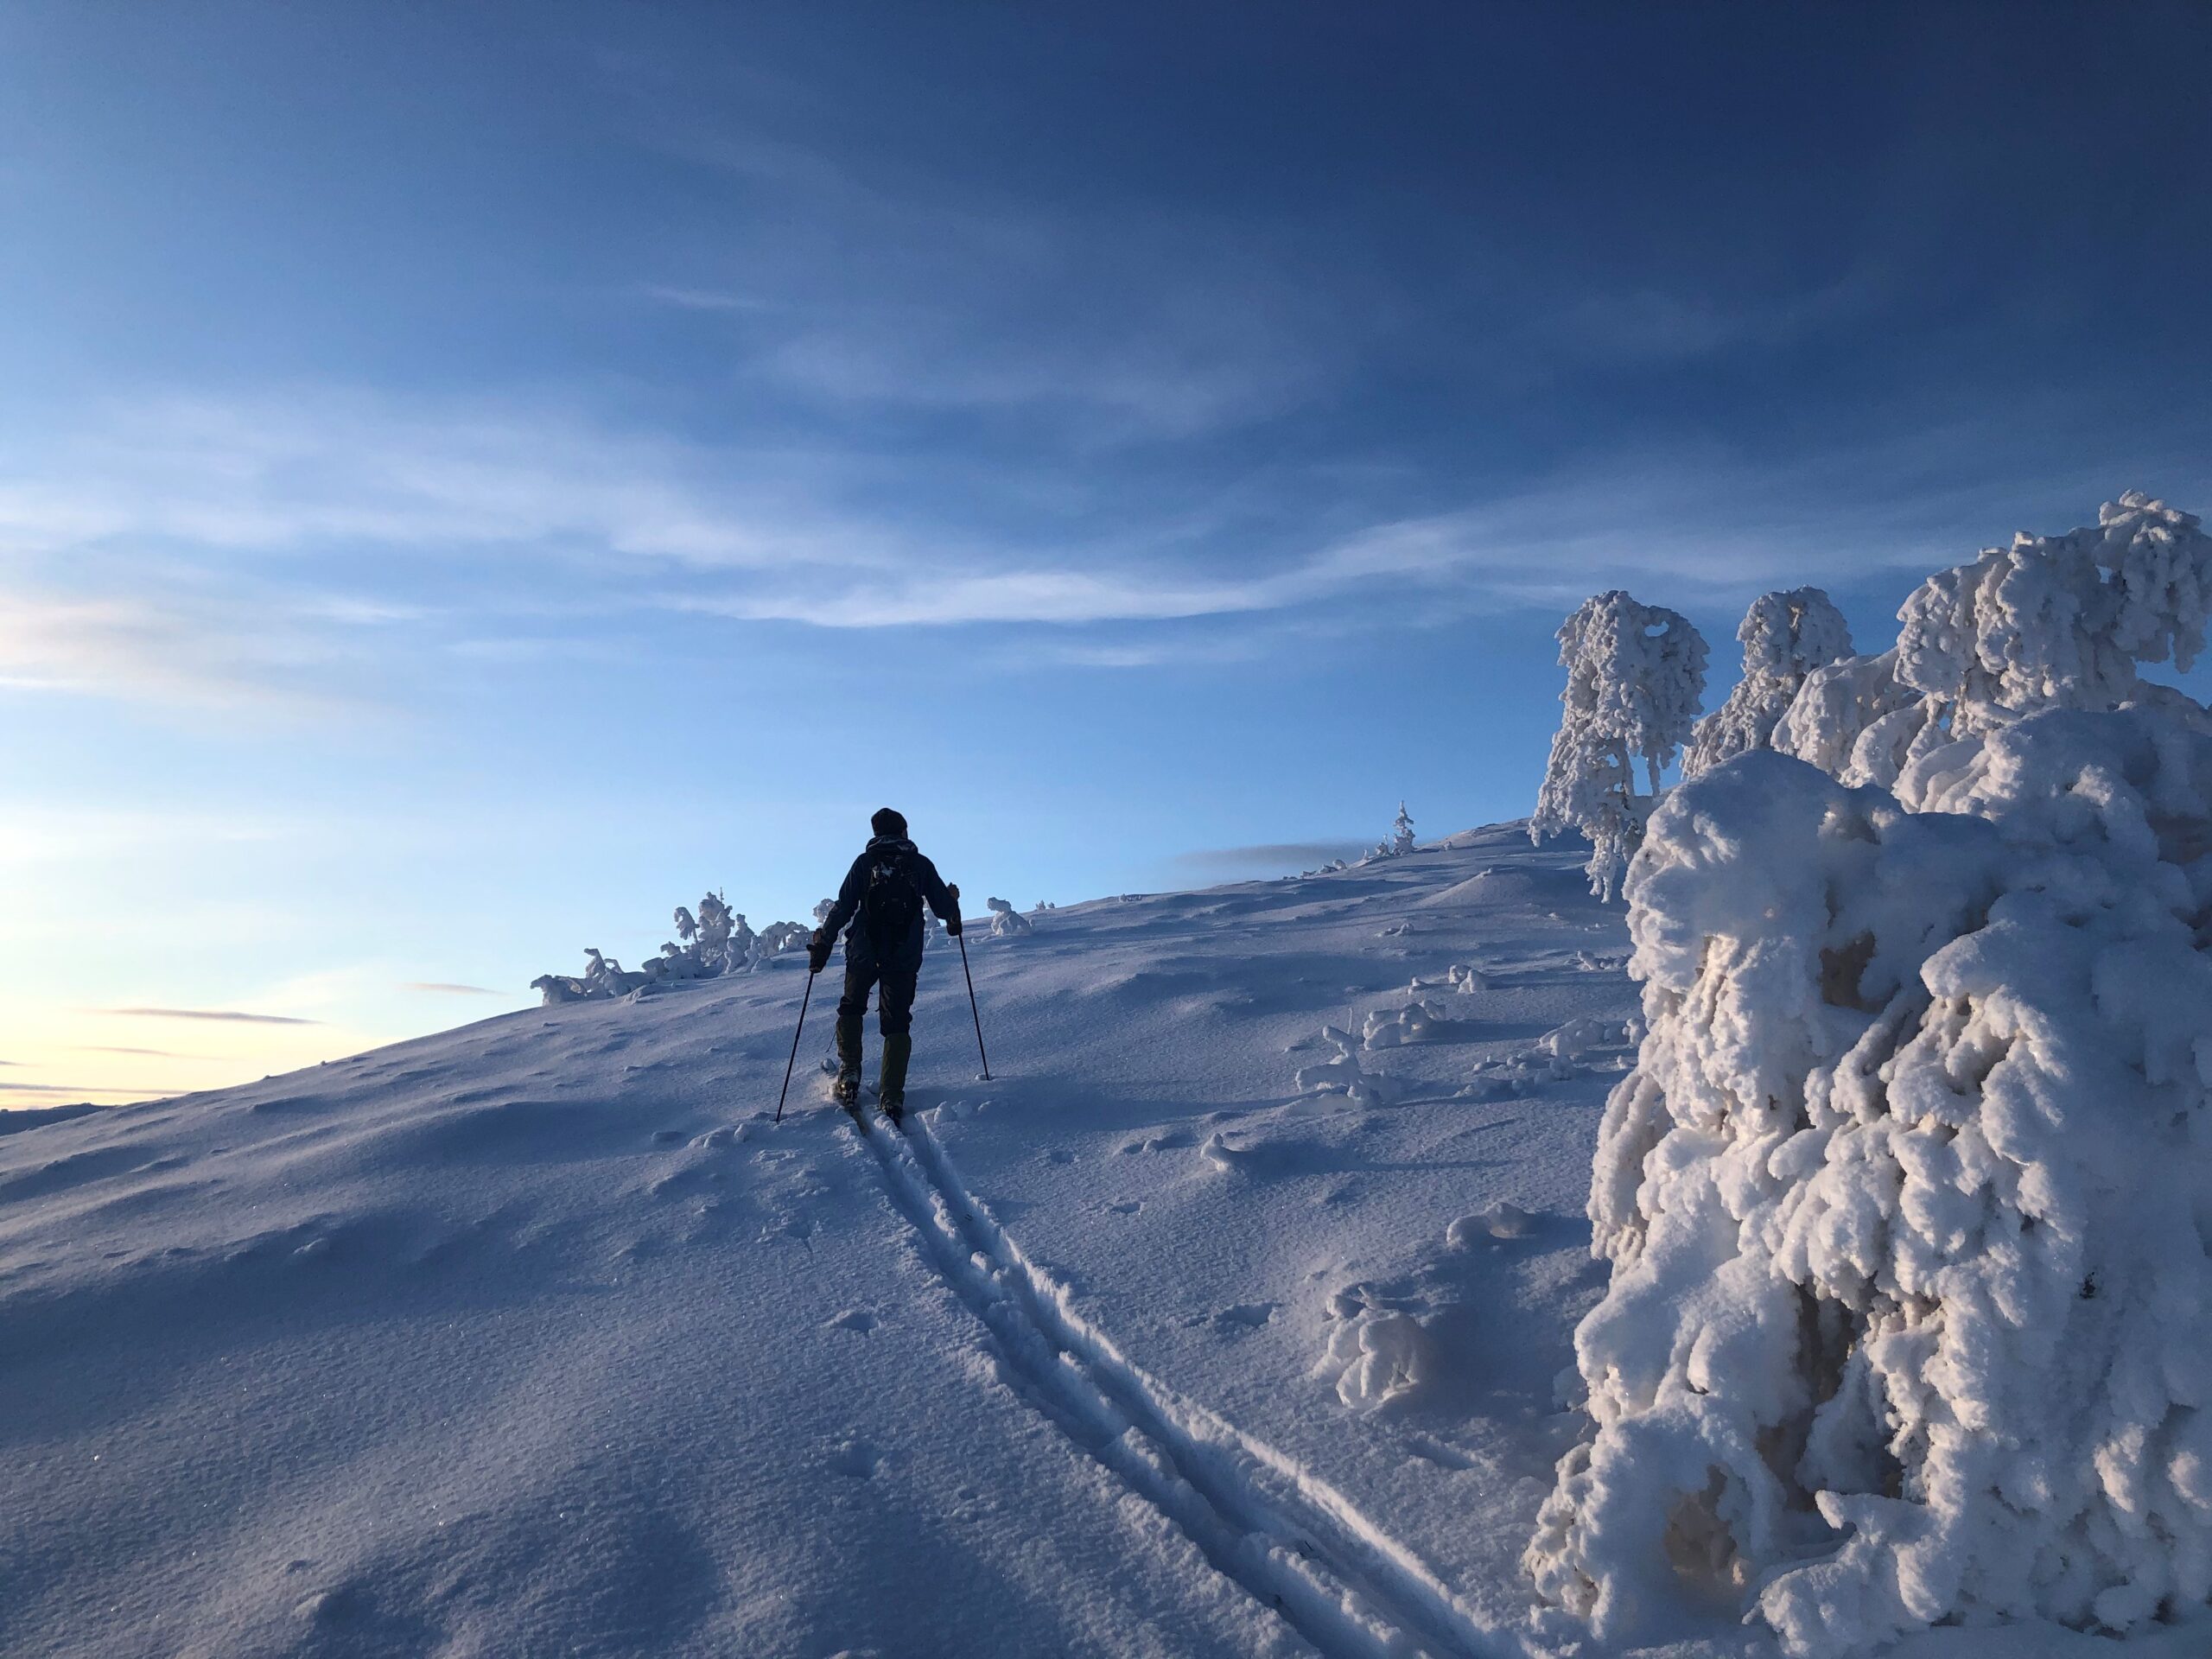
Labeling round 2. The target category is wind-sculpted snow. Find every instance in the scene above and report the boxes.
[0,820,1668,1658]
[10,809,2168,1656]
[1527,716,2212,1653]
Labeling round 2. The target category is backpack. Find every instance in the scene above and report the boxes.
[859,846,924,947]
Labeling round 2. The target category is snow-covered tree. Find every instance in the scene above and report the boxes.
[1769,646,1916,784]
[754,920,809,957]
[1529,494,2212,1655]
[1772,492,2212,792]
[534,887,815,1001]
[1531,590,1708,900]
[985,896,1031,938]
[1529,721,2212,1652]
[690,893,755,973]
[1365,801,1419,861]
[1897,489,2212,730]
[1682,588,1852,779]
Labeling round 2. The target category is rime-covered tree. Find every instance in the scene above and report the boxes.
[1389,801,1415,855]
[1529,493,2212,1655]
[1769,647,1916,783]
[1367,801,1418,861]
[1531,590,1708,899]
[1897,489,2212,728]
[1772,492,2212,792]
[1682,588,1852,779]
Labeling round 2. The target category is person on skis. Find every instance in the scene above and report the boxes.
[807,808,962,1124]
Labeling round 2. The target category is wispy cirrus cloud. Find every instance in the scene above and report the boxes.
[0,391,885,570]
[402,982,501,996]
[3,381,2198,720]
[641,130,1355,442]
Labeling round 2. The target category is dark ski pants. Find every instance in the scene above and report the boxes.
[839,958,919,1035]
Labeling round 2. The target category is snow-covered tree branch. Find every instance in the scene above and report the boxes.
[1682,587,1852,779]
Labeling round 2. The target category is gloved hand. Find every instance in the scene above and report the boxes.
[807,928,834,974]
[944,885,962,938]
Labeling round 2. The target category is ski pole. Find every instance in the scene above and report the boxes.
[774,968,817,1123]
[955,928,991,1081]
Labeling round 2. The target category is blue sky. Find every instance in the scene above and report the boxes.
[4,3,2211,1103]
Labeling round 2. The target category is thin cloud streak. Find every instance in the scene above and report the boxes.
[402,982,502,995]
[106,1007,324,1026]
[0,1081,184,1096]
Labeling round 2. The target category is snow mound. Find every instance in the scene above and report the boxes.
[1527,716,2212,1654]
[1317,1286,1431,1411]
[1446,1202,1535,1244]
[1292,1025,1407,1106]
[1419,864,1587,910]
[1360,999,1453,1050]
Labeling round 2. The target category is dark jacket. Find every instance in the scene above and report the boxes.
[820,836,958,972]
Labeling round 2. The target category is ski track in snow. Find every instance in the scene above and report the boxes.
[855,1108,1527,1659]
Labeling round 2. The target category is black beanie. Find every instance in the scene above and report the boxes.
[871,807,908,839]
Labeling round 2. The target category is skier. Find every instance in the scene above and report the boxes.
[808,808,962,1124]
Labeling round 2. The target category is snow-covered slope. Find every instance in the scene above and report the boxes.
[0,826,2186,1658]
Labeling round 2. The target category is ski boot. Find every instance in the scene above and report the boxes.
[833,1017,864,1117]
[877,1033,912,1128]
